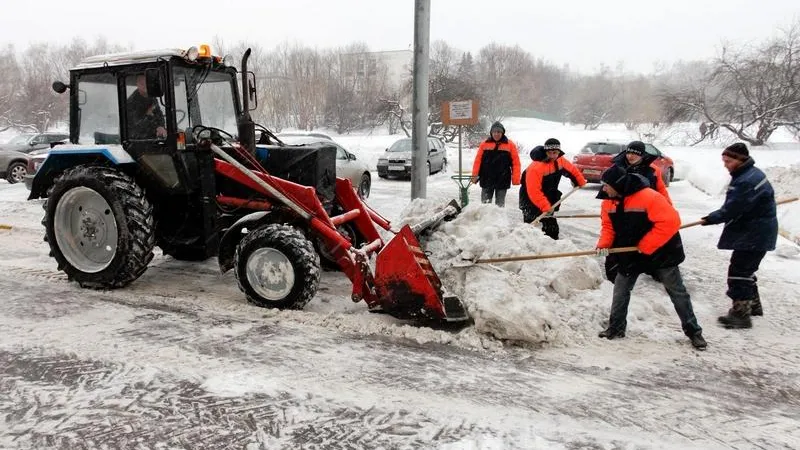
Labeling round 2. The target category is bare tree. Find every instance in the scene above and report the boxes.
[475,43,536,121]
[373,96,410,136]
[566,66,617,130]
[662,21,800,145]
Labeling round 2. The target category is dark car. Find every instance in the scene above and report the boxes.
[572,141,675,186]
[376,137,447,178]
[0,132,69,154]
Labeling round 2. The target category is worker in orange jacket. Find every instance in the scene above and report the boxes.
[521,138,586,239]
[595,165,706,350]
[471,121,521,207]
[611,141,672,204]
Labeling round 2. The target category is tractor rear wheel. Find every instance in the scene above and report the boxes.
[44,165,155,288]
[234,224,320,310]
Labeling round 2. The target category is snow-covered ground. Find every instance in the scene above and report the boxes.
[1,119,799,449]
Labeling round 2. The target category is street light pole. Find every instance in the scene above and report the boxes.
[411,0,430,199]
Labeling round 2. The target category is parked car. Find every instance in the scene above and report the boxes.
[0,148,31,184]
[0,132,69,154]
[376,137,447,178]
[23,149,50,190]
[275,133,372,199]
[572,141,674,186]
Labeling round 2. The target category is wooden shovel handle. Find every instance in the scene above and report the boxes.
[532,185,583,225]
[473,246,638,264]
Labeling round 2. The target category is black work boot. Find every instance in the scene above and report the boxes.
[750,296,763,317]
[689,332,707,350]
[718,300,752,329]
[598,328,626,339]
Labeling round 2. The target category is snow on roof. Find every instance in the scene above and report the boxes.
[74,48,191,69]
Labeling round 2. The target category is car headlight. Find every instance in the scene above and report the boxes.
[377,158,388,164]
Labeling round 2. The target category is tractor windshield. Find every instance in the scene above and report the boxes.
[172,66,238,139]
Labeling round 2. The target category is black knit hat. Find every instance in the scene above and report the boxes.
[530,145,544,160]
[626,141,645,156]
[544,138,561,150]
[722,142,749,161]
[490,121,505,134]
[601,165,628,192]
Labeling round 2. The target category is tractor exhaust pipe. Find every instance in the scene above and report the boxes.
[237,48,256,153]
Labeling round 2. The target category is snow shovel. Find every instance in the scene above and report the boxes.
[680,196,798,230]
[552,213,600,219]
[532,186,583,225]
[455,246,639,266]
[552,196,798,224]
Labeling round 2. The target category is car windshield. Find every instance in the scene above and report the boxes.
[7,134,35,145]
[388,139,412,152]
[583,143,624,155]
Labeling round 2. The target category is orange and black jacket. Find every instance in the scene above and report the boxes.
[472,135,521,190]
[611,152,672,204]
[522,148,587,213]
[596,175,685,276]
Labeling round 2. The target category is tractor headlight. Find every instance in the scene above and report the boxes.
[222,55,233,67]
[186,46,199,61]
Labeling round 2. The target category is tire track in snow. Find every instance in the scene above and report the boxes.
[0,349,497,450]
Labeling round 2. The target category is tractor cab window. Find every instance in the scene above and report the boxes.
[172,67,238,141]
[76,73,121,145]
[125,73,167,141]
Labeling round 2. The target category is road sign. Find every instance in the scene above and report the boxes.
[441,100,479,126]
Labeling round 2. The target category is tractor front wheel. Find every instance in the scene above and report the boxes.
[44,165,155,288]
[234,224,320,310]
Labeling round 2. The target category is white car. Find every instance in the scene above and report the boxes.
[275,133,372,199]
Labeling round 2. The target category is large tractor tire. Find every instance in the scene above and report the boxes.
[234,224,320,310]
[44,165,156,288]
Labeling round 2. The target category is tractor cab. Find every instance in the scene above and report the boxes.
[41,46,243,196]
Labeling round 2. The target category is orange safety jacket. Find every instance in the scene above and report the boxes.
[524,157,587,212]
[597,186,685,275]
[472,137,521,189]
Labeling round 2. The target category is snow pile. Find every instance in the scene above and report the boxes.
[765,163,800,199]
[765,164,800,243]
[402,200,607,346]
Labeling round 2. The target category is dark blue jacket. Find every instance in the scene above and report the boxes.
[704,158,778,251]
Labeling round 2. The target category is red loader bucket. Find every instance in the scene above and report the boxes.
[374,225,469,323]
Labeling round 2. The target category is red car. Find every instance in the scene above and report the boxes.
[572,141,675,186]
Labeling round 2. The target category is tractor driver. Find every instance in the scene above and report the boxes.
[126,74,167,140]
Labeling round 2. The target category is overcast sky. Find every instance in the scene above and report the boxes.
[1,0,797,73]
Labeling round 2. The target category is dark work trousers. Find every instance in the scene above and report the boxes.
[608,266,702,337]
[481,188,507,207]
[726,250,767,301]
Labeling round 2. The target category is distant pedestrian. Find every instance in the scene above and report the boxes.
[708,122,719,139]
[595,165,706,350]
[520,138,586,239]
[699,122,708,140]
[701,142,778,329]
[471,121,521,207]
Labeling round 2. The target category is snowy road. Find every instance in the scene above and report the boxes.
[1,174,799,449]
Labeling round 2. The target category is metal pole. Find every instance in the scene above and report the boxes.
[458,124,462,176]
[411,0,430,199]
